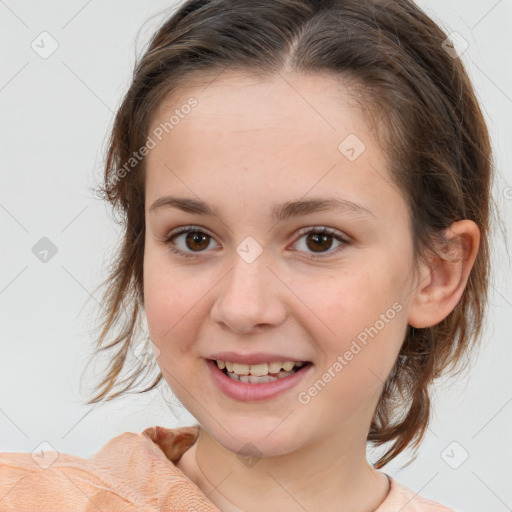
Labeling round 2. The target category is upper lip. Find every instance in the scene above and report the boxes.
[207,352,311,365]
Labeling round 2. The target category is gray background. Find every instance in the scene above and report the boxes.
[1,1,511,511]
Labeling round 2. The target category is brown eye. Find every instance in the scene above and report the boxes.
[165,226,220,257]
[305,232,335,253]
[293,226,349,258]
[164,225,349,259]
[183,231,210,251]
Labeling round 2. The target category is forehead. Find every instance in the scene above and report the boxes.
[144,71,402,224]
[149,71,366,138]
[147,72,375,170]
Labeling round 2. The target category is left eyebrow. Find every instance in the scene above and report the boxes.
[148,195,377,222]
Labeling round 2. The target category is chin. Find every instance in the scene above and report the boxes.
[204,417,307,459]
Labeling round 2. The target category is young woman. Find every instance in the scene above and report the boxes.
[1,1,495,510]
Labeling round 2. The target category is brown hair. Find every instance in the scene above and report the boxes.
[84,0,498,468]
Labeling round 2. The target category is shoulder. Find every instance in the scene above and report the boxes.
[0,425,218,512]
[377,475,458,512]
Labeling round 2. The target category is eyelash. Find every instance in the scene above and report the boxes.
[163,225,350,259]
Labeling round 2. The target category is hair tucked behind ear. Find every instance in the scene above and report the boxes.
[83,0,499,468]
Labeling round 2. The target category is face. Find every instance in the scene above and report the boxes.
[143,71,419,458]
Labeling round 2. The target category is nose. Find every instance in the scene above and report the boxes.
[210,254,287,335]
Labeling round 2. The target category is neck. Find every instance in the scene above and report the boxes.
[180,426,390,512]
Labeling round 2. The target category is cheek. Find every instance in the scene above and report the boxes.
[143,250,188,350]
[302,259,403,336]
[306,258,408,384]
[142,248,216,361]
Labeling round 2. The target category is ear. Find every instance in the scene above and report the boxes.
[407,220,481,329]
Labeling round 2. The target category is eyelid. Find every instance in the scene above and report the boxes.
[292,226,350,259]
[164,224,350,258]
[294,225,350,242]
[166,224,215,239]
[164,225,220,258]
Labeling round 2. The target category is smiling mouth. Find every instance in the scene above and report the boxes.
[209,359,313,384]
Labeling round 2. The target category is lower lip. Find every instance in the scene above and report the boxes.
[206,359,313,401]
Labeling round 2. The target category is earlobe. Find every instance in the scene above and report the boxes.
[407,220,480,329]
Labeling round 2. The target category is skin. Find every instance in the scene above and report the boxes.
[142,71,480,512]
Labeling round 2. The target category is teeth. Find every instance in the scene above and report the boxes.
[248,363,268,376]
[249,374,274,383]
[215,359,306,376]
[233,363,251,375]
[226,372,287,383]
[268,361,282,373]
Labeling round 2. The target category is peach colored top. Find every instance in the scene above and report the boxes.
[1,425,456,512]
